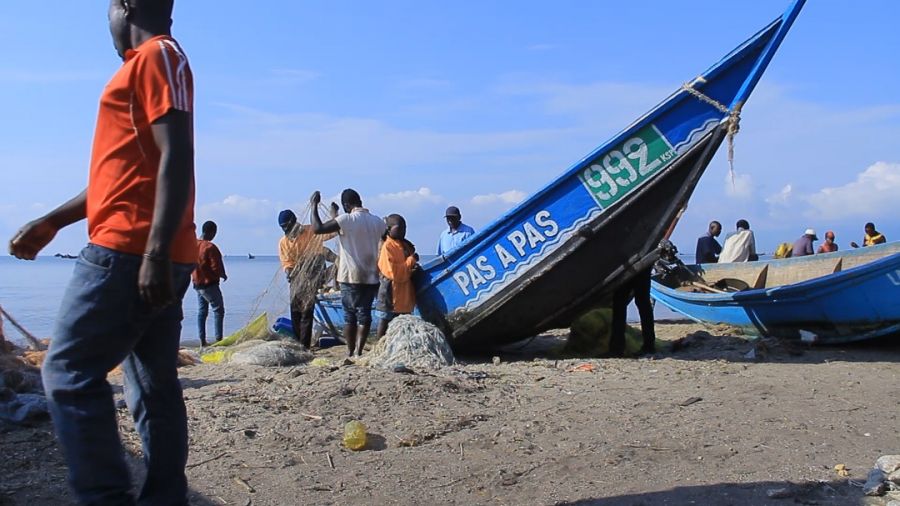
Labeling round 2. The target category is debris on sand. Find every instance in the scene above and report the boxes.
[366,315,455,370]
[0,344,46,424]
[566,307,658,357]
[861,455,900,496]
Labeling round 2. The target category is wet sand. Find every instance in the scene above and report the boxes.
[2,322,899,505]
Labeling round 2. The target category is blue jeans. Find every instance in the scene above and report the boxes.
[195,283,225,344]
[340,282,378,327]
[42,244,194,505]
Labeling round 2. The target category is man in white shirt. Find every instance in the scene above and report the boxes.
[310,189,385,357]
[719,219,758,263]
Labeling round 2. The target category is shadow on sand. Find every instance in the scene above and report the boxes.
[559,478,872,506]
[461,324,900,366]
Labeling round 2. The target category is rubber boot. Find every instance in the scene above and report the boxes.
[354,324,370,357]
[343,323,357,357]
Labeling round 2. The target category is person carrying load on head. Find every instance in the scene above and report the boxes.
[278,207,337,350]
[376,214,419,339]
[310,189,385,358]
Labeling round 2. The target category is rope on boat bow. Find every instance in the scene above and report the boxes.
[681,78,743,188]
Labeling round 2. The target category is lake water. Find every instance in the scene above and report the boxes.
[0,253,680,347]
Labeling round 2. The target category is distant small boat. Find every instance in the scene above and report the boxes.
[248,253,255,259]
[53,253,77,259]
[650,242,900,343]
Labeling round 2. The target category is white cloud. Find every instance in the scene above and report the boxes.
[200,105,576,176]
[471,190,527,206]
[374,187,443,205]
[804,161,900,220]
[723,171,754,199]
[199,195,280,222]
[765,184,793,208]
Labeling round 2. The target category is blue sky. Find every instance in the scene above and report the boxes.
[1,1,899,257]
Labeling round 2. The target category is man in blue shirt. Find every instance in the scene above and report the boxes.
[791,228,817,257]
[694,220,722,264]
[437,206,475,256]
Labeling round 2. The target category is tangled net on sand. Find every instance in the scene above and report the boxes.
[367,315,455,370]
[231,340,313,367]
[204,339,313,367]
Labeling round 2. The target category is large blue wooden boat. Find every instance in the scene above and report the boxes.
[650,242,900,343]
[317,1,806,349]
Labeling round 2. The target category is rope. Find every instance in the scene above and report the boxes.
[681,78,743,188]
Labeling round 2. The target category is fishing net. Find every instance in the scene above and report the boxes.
[230,340,313,367]
[218,203,340,348]
[367,315,455,370]
[202,338,313,367]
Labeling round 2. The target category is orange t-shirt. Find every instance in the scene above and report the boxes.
[191,240,226,286]
[86,35,197,264]
[377,237,418,313]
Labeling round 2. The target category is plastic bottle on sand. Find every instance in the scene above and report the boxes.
[343,420,367,450]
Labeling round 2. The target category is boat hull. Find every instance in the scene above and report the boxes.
[650,243,900,343]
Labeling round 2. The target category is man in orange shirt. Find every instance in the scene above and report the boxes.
[8,1,196,504]
[278,209,337,349]
[193,221,227,346]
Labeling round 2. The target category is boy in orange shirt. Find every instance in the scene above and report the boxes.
[376,214,419,338]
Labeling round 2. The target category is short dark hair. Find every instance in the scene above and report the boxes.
[736,219,750,230]
[201,221,217,234]
[341,188,362,207]
[865,222,875,229]
[385,213,406,228]
[709,220,721,229]
[383,213,404,239]
[134,0,174,23]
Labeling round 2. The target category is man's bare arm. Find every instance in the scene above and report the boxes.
[9,190,87,260]
[139,109,194,307]
[309,191,340,235]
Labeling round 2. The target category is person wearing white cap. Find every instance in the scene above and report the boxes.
[791,228,818,257]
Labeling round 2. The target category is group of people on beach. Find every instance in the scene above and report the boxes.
[193,196,477,355]
[695,219,887,264]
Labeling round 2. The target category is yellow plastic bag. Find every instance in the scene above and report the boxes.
[310,357,331,368]
[567,307,655,356]
[200,350,232,364]
[213,313,269,347]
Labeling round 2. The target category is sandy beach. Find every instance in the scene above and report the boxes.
[2,322,899,505]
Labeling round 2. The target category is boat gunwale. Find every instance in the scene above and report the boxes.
[418,14,789,285]
[652,245,900,304]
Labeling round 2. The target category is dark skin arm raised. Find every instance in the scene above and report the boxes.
[140,109,194,308]
[309,191,341,235]
[8,190,87,260]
